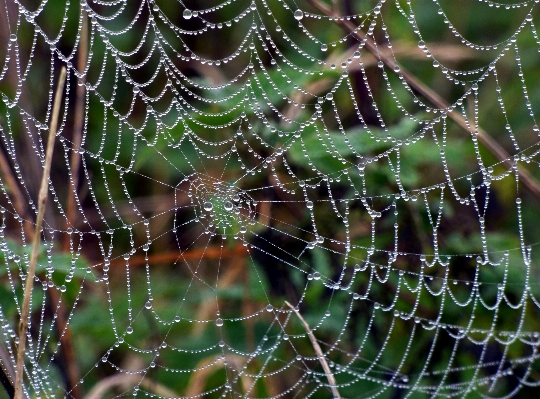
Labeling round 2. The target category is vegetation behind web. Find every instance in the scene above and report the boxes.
[1,0,540,398]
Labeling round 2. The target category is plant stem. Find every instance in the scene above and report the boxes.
[14,66,66,399]
[0,340,15,399]
[64,10,88,251]
[307,0,540,200]
[285,301,341,399]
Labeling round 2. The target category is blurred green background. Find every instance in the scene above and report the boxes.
[1,0,540,398]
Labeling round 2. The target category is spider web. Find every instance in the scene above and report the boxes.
[1,0,540,397]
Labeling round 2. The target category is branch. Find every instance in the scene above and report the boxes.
[0,138,33,239]
[307,0,540,200]
[14,66,67,399]
[108,244,247,269]
[0,340,15,399]
[83,374,177,399]
[60,10,88,398]
[285,301,341,399]
[64,10,88,247]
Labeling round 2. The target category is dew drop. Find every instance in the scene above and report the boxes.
[145,301,152,309]
[204,201,213,211]
[321,44,328,52]
[216,318,224,327]
[126,326,133,334]
[306,201,314,209]
[224,201,233,211]
[183,9,192,19]
[294,10,304,20]
[266,304,273,312]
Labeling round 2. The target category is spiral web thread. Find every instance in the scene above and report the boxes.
[1,0,540,397]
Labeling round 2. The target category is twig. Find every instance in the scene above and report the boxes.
[64,11,88,248]
[83,374,177,399]
[307,0,540,200]
[108,244,247,269]
[285,301,341,399]
[0,341,15,399]
[0,138,33,239]
[14,66,67,399]
[60,11,87,399]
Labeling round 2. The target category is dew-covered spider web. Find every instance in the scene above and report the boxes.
[1,0,540,397]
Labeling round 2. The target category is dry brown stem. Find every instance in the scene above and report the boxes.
[285,301,341,398]
[14,66,67,399]
[83,374,177,399]
[0,341,15,398]
[0,139,33,239]
[64,10,88,247]
[108,244,247,269]
[307,0,540,199]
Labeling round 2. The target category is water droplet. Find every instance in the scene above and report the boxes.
[232,193,240,202]
[183,9,192,19]
[294,10,304,20]
[306,201,314,209]
[126,326,133,334]
[204,201,213,211]
[145,301,152,309]
[266,304,273,312]
[224,201,233,211]
[10,34,16,42]
[216,318,224,327]
[240,226,247,234]
[313,272,321,280]
[321,44,328,52]
[394,65,401,73]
